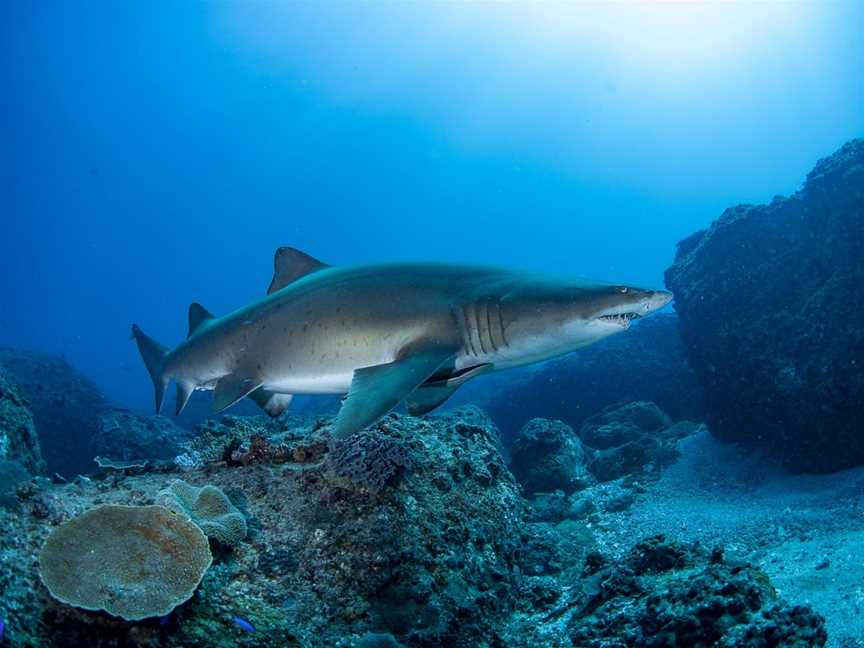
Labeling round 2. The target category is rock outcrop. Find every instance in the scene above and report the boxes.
[0,367,43,476]
[666,139,864,472]
[90,410,194,465]
[509,419,594,495]
[0,349,108,477]
[582,402,694,483]
[509,402,699,497]
[565,537,827,647]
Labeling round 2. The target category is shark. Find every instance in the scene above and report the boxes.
[132,247,672,439]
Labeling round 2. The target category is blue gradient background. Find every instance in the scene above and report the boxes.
[2,1,862,411]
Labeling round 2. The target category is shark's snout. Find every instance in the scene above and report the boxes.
[649,290,674,311]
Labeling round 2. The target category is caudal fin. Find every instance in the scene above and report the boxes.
[131,324,169,413]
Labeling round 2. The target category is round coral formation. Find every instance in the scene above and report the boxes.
[157,480,247,545]
[38,504,212,621]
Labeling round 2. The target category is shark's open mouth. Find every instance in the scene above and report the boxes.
[598,312,642,326]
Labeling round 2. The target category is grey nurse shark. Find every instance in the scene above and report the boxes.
[132,247,672,439]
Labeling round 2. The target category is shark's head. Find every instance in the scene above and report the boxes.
[573,283,674,335]
[497,279,673,366]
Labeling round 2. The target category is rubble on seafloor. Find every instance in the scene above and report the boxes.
[0,402,828,647]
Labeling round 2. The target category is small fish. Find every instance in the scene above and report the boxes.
[159,615,171,627]
[232,616,255,633]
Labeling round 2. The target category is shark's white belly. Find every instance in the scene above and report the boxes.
[265,371,355,395]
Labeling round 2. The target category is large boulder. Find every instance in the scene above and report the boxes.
[90,410,194,465]
[566,537,827,647]
[578,401,671,450]
[509,419,594,495]
[665,139,864,472]
[468,315,702,446]
[578,402,696,483]
[0,367,43,475]
[0,349,108,477]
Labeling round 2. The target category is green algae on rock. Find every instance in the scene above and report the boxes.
[38,504,212,621]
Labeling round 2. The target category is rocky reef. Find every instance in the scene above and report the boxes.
[0,348,108,478]
[0,349,198,478]
[562,537,826,647]
[0,367,43,476]
[0,405,825,647]
[666,139,864,472]
[469,315,703,445]
[509,401,697,498]
[91,410,194,466]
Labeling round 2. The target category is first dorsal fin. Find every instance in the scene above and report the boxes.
[267,247,330,295]
[187,302,215,338]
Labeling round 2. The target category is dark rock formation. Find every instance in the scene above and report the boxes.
[578,400,671,449]
[289,409,523,646]
[469,314,702,446]
[89,410,194,465]
[509,403,699,495]
[0,367,43,475]
[666,139,864,472]
[509,419,594,495]
[582,402,696,483]
[0,350,200,476]
[0,460,31,509]
[0,349,109,477]
[565,537,827,647]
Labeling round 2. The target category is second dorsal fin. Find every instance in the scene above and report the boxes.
[267,247,329,295]
[188,302,215,338]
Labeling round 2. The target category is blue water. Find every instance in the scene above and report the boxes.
[2,2,862,412]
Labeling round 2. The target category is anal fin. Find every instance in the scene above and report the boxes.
[212,374,262,413]
[331,346,457,439]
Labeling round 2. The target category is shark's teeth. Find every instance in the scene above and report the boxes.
[599,312,641,325]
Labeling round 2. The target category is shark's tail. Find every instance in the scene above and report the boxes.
[131,324,169,413]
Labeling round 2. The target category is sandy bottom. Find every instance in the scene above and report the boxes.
[594,431,864,648]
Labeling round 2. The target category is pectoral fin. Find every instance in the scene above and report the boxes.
[405,364,492,416]
[212,374,263,413]
[331,347,457,439]
[249,389,294,417]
